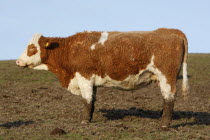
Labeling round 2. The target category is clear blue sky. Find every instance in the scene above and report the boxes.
[0,0,210,60]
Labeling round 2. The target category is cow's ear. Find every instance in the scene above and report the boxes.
[42,41,53,49]
[44,42,59,49]
[39,36,49,48]
[44,42,50,48]
[39,36,59,49]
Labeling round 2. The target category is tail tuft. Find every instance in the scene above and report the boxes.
[182,38,189,100]
[182,62,189,100]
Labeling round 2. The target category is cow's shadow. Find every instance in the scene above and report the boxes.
[99,108,210,127]
[177,75,191,80]
[0,120,34,128]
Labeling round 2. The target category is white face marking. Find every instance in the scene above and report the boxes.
[146,55,174,100]
[17,34,42,67]
[33,64,49,70]
[98,32,109,45]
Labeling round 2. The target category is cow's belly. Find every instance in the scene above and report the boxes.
[67,71,157,95]
[94,71,156,90]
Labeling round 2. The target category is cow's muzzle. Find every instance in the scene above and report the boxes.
[16,60,35,69]
[16,59,34,68]
[16,59,26,67]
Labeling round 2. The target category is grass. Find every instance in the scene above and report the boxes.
[63,133,86,140]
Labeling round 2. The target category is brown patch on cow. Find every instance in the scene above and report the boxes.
[27,44,38,56]
[37,29,187,92]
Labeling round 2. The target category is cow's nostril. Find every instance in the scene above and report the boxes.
[16,60,19,65]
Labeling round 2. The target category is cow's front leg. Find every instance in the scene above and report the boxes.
[77,74,96,124]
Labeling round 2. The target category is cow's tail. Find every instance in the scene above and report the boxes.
[182,38,189,100]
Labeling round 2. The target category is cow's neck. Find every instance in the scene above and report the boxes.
[41,37,75,88]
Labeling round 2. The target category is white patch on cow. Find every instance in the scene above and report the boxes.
[18,34,42,67]
[90,69,155,90]
[98,32,109,45]
[33,64,49,70]
[67,72,93,104]
[146,55,174,100]
[90,44,96,50]
[90,31,109,50]
[130,58,135,61]
[67,76,81,95]
[76,73,93,104]
[93,74,141,89]
[68,71,152,103]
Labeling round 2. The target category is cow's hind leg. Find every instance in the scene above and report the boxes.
[158,76,176,129]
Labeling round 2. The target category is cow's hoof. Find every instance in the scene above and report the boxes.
[160,119,171,130]
[160,126,169,131]
[81,120,90,125]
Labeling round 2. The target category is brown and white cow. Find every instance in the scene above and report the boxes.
[16,28,189,129]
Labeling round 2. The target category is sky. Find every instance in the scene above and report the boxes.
[0,0,210,60]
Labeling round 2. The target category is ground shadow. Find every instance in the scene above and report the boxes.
[99,108,210,127]
[172,111,210,127]
[0,120,34,128]
[100,107,161,120]
[177,75,191,80]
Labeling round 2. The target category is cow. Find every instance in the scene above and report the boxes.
[16,28,189,129]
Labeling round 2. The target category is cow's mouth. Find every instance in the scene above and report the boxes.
[17,64,34,69]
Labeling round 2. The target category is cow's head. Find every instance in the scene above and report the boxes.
[16,34,50,68]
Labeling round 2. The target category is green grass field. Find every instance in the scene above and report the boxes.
[0,54,210,140]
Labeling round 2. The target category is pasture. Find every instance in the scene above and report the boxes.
[0,54,209,140]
